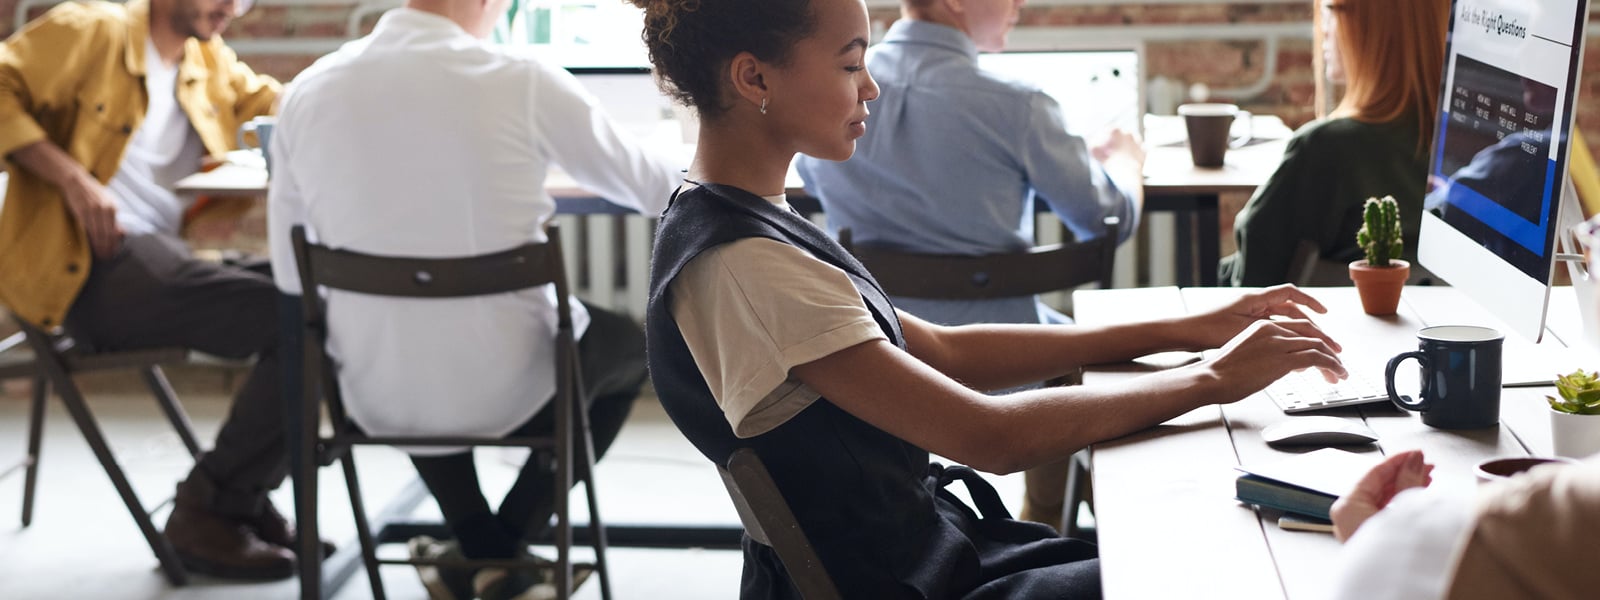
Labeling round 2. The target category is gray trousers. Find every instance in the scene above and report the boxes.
[67,234,285,518]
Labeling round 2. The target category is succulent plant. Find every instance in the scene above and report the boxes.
[1548,369,1600,415]
[1356,196,1403,267]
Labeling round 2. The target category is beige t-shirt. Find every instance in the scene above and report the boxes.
[1443,456,1600,600]
[668,200,888,438]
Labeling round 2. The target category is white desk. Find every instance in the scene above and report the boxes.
[175,115,1291,231]
[1073,285,1584,599]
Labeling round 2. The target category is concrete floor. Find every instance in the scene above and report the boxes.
[0,364,1027,599]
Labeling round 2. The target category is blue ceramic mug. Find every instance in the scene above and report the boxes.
[1386,325,1503,429]
[237,116,276,173]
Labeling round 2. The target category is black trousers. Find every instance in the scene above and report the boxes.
[409,303,645,560]
[67,234,285,518]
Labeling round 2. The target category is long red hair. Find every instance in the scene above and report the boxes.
[1316,0,1451,151]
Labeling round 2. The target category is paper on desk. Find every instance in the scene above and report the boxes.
[225,149,267,170]
[1236,448,1381,497]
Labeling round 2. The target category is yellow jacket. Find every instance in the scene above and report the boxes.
[0,0,279,328]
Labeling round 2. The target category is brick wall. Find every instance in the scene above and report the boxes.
[3,0,1599,259]
[2,1,1595,148]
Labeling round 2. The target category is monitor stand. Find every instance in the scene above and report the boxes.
[1556,175,1600,356]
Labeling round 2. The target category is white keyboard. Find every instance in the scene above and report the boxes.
[1264,369,1392,414]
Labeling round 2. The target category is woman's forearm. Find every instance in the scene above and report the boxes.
[911,318,1197,391]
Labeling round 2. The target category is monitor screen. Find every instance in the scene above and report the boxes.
[568,68,680,142]
[976,49,1143,139]
[1419,0,1590,342]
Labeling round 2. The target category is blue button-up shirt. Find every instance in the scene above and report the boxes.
[797,19,1137,327]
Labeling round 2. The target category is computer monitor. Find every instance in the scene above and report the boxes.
[567,67,679,142]
[1418,0,1591,343]
[976,48,1143,139]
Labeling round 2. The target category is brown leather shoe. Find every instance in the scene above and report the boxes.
[164,502,296,580]
[247,501,336,558]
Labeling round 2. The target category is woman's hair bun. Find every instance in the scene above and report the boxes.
[629,0,814,119]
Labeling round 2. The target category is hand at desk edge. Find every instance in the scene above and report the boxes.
[1330,450,1435,542]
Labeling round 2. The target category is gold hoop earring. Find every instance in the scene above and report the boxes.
[760,97,768,115]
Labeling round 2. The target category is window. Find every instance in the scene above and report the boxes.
[495,1,651,70]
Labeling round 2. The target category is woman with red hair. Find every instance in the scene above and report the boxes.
[1220,0,1450,286]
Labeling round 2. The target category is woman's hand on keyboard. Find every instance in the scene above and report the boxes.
[1180,284,1343,354]
[1202,318,1349,400]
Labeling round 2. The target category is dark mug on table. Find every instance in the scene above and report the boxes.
[1386,325,1503,429]
[1178,103,1252,168]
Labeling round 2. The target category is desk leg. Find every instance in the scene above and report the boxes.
[1175,210,1196,287]
[1198,197,1220,287]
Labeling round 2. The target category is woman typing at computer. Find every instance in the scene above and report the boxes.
[633,0,1349,596]
[1219,0,1450,286]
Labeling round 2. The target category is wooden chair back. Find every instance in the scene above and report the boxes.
[840,216,1120,299]
[717,448,841,600]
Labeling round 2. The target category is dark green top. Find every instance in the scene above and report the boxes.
[1219,116,1428,286]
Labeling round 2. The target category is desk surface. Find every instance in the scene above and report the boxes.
[1073,285,1582,600]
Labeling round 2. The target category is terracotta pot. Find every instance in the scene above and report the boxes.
[1348,259,1409,315]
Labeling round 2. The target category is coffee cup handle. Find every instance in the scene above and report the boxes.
[1386,351,1429,412]
[238,120,259,150]
[1229,110,1254,149]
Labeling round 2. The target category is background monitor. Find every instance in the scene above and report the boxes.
[976,48,1144,139]
[567,67,680,142]
[1419,0,1590,342]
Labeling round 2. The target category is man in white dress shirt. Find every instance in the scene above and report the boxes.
[267,0,681,596]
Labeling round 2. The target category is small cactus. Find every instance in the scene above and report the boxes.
[1548,370,1600,415]
[1356,196,1403,267]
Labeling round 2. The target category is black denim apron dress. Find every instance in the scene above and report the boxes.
[646,183,1101,599]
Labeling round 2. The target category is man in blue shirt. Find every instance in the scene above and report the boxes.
[795,0,1145,530]
[797,0,1143,328]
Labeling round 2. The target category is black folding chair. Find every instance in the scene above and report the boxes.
[0,320,201,585]
[717,447,840,600]
[840,216,1121,537]
[289,223,610,600]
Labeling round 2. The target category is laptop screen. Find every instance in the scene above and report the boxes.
[977,49,1143,138]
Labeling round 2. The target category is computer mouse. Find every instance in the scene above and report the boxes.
[1261,416,1379,448]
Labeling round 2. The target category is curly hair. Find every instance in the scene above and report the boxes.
[625,0,817,120]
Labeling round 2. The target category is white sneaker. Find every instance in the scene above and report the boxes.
[407,535,475,600]
[472,559,595,600]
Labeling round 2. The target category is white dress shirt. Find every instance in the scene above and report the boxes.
[268,8,680,453]
[1327,486,1472,600]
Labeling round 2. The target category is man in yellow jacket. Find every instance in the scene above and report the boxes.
[0,0,300,580]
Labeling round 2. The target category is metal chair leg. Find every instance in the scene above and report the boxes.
[573,362,611,600]
[20,376,46,527]
[1063,449,1093,538]
[339,454,386,600]
[53,377,188,585]
[553,345,577,600]
[295,338,323,600]
[142,366,202,457]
